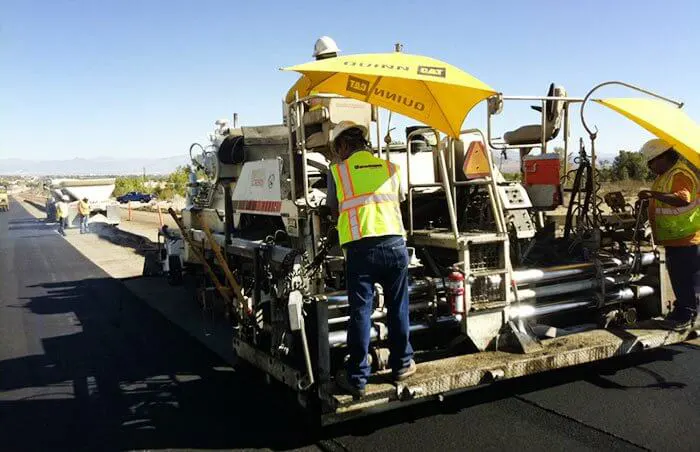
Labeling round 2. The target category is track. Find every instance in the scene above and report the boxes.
[1,197,698,451]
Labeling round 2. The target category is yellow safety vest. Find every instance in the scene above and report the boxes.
[78,200,90,216]
[331,150,405,246]
[651,160,700,242]
[56,202,67,219]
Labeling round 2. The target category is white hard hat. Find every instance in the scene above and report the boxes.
[312,36,340,58]
[329,121,369,151]
[640,138,673,162]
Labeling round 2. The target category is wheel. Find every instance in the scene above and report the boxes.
[167,256,184,285]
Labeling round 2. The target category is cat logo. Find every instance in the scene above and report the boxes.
[346,75,370,95]
[417,66,446,78]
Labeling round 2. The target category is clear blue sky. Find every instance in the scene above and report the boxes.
[1,0,698,162]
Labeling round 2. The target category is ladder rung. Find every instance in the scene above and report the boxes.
[470,269,507,277]
[459,233,507,245]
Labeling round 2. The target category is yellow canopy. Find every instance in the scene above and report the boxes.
[283,52,496,138]
[596,97,700,169]
[285,76,313,104]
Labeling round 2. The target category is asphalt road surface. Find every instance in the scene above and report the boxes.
[1,198,698,451]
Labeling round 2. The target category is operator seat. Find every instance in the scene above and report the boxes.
[503,83,567,146]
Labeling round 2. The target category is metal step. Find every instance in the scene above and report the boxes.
[410,229,507,249]
[322,323,699,423]
[470,268,507,277]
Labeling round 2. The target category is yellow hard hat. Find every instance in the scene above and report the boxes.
[640,138,673,162]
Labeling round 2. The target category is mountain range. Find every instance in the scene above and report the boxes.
[0,151,609,177]
[0,155,191,176]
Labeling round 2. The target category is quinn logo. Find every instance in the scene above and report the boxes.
[417,66,446,78]
[346,76,370,95]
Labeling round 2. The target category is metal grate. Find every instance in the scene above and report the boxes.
[469,243,501,272]
[470,275,505,303]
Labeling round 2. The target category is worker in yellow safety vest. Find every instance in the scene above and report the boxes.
[78,197,90,234]
[637,139,700,330]
[327,121,415,398]
[55,195,69,236]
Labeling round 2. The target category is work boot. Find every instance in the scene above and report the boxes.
[393,359,417,382]
[659,310,697,332]
[335,370,365,399]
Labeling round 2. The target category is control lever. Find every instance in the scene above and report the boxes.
[306,227,339,272]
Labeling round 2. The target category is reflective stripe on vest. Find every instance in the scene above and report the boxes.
[340,193,400,212]
[331,151,404,246]
[651,160,700,242]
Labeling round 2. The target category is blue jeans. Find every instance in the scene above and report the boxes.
[665,245,700,319]
[80,215,89,233]
[57,217,68,236]
[345,235,413,388]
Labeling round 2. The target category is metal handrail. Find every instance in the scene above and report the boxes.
[406,127,438,235]
[579,80,684,138]
[578,81,684,228]
[486,93,580,155]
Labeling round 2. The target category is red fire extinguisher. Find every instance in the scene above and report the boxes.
[446,270,465,317]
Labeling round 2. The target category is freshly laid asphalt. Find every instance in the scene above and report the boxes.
[1,198,698,451]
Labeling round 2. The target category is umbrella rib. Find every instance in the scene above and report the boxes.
[364,76,383,103]
[422,81,456,137]
[308,72,338,96]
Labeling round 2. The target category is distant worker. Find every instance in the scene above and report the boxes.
[285,36,340,107]
[56,195,69,236]
[78,197,90,234]
[328,121,415,398]
[637,139,699,330]
[312,35,340,60]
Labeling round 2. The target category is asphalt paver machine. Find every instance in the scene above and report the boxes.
[167,73,698,424]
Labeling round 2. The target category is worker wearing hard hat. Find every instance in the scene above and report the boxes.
[312,35,340,60]
[309,36,339,111]
[285,36,340,107]
[78,197,90,234]
[328,121,415,398]
[56,195,70,236]
[637,139,699,331]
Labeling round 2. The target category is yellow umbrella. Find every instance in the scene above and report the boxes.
[596,97,700,168]
[285,76,313,104]
[283,52,496,138]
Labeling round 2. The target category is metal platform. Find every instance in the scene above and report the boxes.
[323,323,699,421]
[409,229,507,249]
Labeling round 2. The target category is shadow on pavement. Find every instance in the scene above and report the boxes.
[90,223,159,259]
[0,274,691,450]
[0,278,316,451]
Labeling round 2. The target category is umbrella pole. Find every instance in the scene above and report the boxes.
[374,106,382,158]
